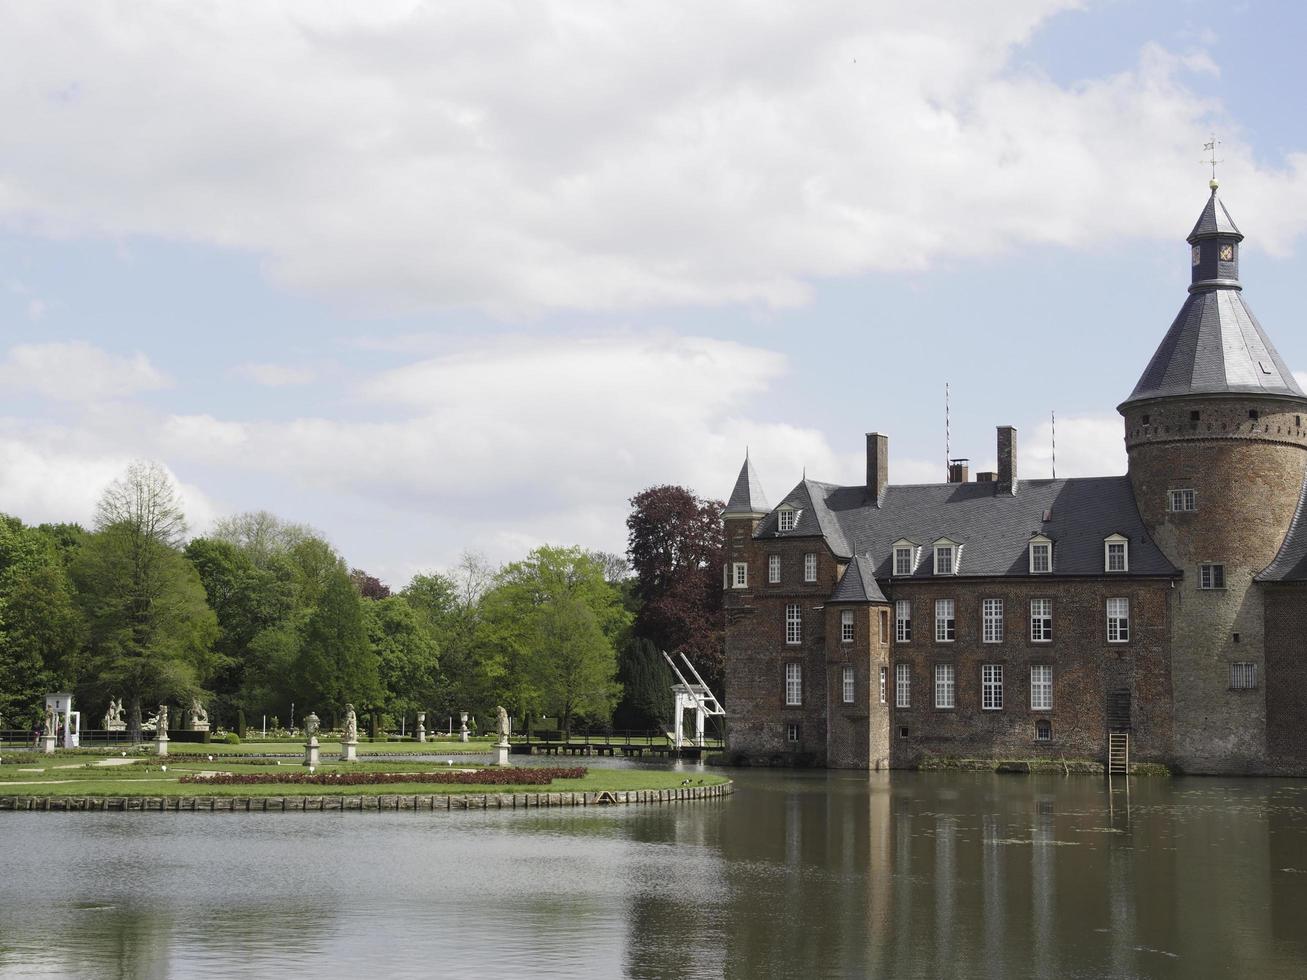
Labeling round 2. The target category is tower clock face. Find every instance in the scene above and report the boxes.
[1192,245,1201,266]
[1219,244,1234,261]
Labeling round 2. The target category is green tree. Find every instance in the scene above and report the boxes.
[364,596,439,727]
[613,636,674,732]
[292,565,379,724]
[0,516,84,726]
[533,595,622,735]
[72,463,218,731]
[210,510,317,569]
[401,553,495,717]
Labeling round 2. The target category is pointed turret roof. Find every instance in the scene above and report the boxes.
[723,454,770,518]
[1121,185,1306,410]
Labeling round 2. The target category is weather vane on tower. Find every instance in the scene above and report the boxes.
[1203,133,1223,188]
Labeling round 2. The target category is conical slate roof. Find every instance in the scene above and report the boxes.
[1188,188,1242,241]
[723,455,770,517]
[1122,189,1306,409]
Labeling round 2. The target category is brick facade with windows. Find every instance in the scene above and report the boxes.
[721,185,1307,774]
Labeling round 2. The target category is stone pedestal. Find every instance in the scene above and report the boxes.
[189,723,210,734]
[155,735,169,757]
[41,734,57,755]
[106,722,127,733]
[304,737,320,767]
[492,740,511,767]
[340,739,358,763]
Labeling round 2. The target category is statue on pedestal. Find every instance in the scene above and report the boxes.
[305,712,320,741]
[158,704,169,733]
[188,697,209,731]
[44,703,56,737]
[343,703,358,742]
[496,705,510,744]
[459,710,469,743]
[304,711,322,767]
[103,697,126,731]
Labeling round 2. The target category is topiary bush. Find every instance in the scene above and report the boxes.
[222,732,241,744]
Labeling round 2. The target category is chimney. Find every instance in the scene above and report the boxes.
[997,426,1017,495]
[866,432,888,506]
[947,458,970,483]
[975,471,997,483]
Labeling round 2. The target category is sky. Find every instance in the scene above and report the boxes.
[4,0,1307,588]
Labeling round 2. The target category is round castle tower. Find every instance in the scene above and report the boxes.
[1119,181,1307,771]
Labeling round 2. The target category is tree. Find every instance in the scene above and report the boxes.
[364,597,439,726]
[350,568,391,600]
[625,485,725,687]
[401,553,496,717]
[210,510,317,569]
[533,595,621,734]
[613,636,674,732]
[71,464,219,729]
[292,564,379,723]
[0,516,84,726]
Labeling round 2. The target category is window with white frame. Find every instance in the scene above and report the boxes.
[895,663,911,707]
[777,508,797,531]
[1105,535,1129,572]
[786,722,801,743]
[893,544,915,576]
[785,603,802,645]
[1169,488,1197,512]
[1030,665,1052,711]
[1030,598,1053,642]
[1230,662,1258,690]
[935,598,956,642]
[768,553,781,584]
[842,665,855,704]
[840,609,854,644]
[895,599,912,642]
[934,543,956,575]
[732,562,748,588]
[803,553,817,582]
[1107,597,1130,643]
[934,663,955,709]
[784,662,802,705]
[1199,563,1226,590]
[982,598,1004,643]
[1029,538,1052,574]
[981,664,1004,710]
[879,666,887,704]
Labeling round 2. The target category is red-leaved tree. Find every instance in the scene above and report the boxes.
[625,486,725,689]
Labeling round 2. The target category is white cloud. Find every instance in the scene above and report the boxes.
[236,362,316,387]
[2,3,1303,314]
[0,342,170,402]
[1022,413,1126,479]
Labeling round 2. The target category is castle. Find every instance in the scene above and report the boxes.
[721,182,1307,775]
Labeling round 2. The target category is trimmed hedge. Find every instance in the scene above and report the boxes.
[179,767,587,786]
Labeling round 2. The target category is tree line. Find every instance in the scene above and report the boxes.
[0,462,725,737]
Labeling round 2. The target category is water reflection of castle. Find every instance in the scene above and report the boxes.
[723,184,1307,774]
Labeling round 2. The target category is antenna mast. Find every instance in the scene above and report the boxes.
[945,381,950,481]
[1051,410,1057,479]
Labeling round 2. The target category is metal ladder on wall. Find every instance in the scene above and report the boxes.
[1107,732,1130,775]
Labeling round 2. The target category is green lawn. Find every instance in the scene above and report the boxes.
[0,756,729,798]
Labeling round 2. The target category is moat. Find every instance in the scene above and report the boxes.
[2,763,1305,978]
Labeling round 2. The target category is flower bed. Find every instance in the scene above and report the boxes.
[179,767,587,786]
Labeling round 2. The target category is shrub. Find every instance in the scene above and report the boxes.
[179,767,587,787]
[222,732,241,744]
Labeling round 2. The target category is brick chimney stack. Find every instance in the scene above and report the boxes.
[947,459,970,483]
[866,432,888,506]
[997,426,1017,495]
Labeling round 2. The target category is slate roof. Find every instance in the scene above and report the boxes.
[723,456,770,517]
[829,556,888,603]
[1188,188,1242,240]
[1256,475,1307,582]
[756,476,1177,580]
[1122,190,1305,409]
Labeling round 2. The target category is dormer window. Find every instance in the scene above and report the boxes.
[892,540,917,576]
[1105,534,1129,573]
[933,539,960,576]
[1029,536,1052,574]
[777,508,797,532]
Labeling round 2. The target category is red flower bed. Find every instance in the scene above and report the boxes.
[178,767,587,786]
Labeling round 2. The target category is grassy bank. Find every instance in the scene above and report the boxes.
[0,755,728,798]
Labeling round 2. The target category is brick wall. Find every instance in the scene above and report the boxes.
[884,578,1173,767]
[1264,584,1307,766]
[824,602,891,769]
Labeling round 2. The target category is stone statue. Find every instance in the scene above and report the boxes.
[158,704,169,733]
[496,705,510,742]
[305,712,320,740]
[103,697,126,731]
[44,703,56,735]
[143,709,159,733]
[343,704,358,742]
[189,697,209,729]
